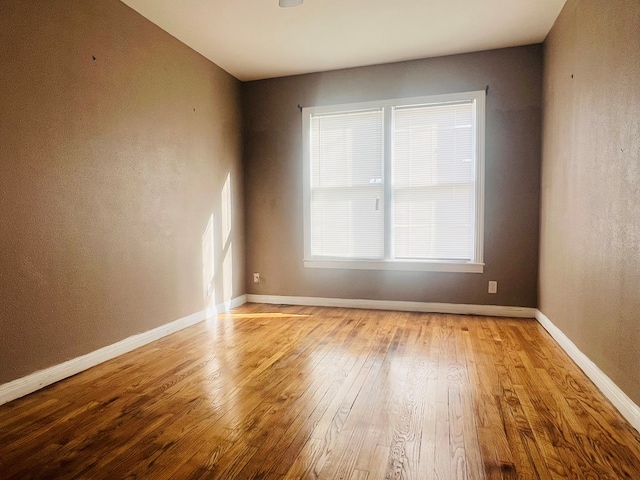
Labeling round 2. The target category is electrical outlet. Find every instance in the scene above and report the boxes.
[488,281,498,294]
[253,272,260,283]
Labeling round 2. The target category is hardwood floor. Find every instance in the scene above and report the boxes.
[1,304,639,479]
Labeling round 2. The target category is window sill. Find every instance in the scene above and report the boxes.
[303,259,484,273]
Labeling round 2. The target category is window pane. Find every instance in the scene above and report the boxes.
[311,186,383,258]
[310,109,384,259]
[394,185,472,260]
[393,102,475,260]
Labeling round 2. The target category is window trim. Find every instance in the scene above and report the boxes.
[302,91,486,273]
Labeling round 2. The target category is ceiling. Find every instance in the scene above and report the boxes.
[119,0,567,82]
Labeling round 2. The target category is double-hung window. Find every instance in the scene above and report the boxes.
[302,91,485,273]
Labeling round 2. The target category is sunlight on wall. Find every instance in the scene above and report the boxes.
[221,173,233,310]
[222,173,232,247]
[202,213,216,318]
[223,245,233,307]
[201,172,234,319]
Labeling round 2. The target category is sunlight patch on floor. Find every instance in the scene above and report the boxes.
[217,313,311,319]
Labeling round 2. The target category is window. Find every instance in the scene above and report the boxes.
[302,91,485,273]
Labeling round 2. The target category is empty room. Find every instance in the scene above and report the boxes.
[1,0,639,478]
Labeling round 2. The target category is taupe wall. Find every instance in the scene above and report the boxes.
[243,46,542,307]
[0,0,244,385]
[540,0,640,405]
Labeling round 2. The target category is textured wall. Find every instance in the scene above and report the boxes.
[0,0,244,384]
[243,46,542,307]
[540,0,640,404]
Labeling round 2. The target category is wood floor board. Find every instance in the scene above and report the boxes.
[264,310,389,479]
[1,305,640,479]
[236,328,358,478]
[315,313,401,480]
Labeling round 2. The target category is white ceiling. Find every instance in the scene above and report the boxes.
[120,0,567,82]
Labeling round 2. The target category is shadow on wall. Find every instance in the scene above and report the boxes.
[202,172,234,317]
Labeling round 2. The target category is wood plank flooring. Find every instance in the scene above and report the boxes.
[1,303,639,479]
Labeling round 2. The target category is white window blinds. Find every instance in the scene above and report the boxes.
[393,101,475,261]
[310,109,384,259]
[303,91,484,272]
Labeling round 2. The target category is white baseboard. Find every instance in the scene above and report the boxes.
[0,295,247,407]
[536,310,640,433]
[246,294,536,318]
[207,295,247,317]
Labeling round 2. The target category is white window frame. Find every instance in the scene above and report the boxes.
[302,90,485,273]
